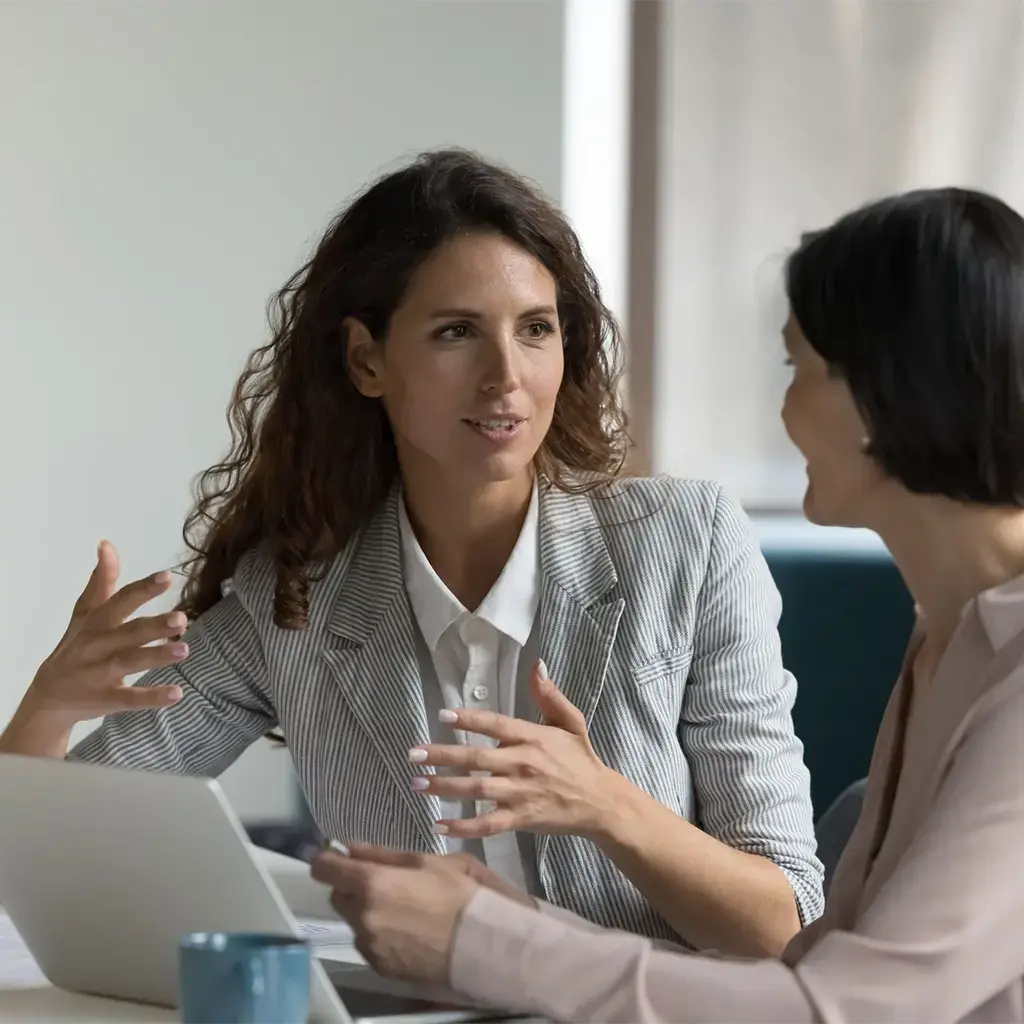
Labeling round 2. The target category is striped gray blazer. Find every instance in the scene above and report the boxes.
[70,476,824,939]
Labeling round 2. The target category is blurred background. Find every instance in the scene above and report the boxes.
[1,0,1022,834]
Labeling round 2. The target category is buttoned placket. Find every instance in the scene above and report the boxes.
[456,614,527,891]
[458,615,499,818]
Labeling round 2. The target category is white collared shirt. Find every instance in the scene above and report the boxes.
[399,483,541,893]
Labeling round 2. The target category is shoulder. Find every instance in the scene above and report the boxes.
[582,474,755,562]
[589,474,722,525]
[576,475,776,618]
[218,543,355,633]
[964,639,1024,740]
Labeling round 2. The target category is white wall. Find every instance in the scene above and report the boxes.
[651,0,1024,509]
[560,0,630,324]
[0,0,564,821]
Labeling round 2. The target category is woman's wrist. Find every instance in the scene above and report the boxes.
[584,767,652,849]
[0,689,79,756]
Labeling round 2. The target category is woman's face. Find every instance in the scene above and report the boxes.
[781,315,885,526]
[347,231,564,492]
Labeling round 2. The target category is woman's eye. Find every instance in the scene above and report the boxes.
[525,320,556,340]
[437,323,471,340]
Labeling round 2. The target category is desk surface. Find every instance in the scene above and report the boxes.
[0,983,176,1023]
[0,915,538,1024]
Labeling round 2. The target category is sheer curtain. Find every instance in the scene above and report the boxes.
[642,0,1024,508]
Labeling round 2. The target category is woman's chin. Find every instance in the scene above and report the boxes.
[802,479,838,527]
[803,479,869,529]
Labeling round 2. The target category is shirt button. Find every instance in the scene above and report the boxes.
[471,684,489,702]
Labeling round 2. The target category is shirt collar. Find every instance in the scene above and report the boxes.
[398,481,540,652]
[974,571,1024,650]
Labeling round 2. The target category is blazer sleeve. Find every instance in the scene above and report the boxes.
[67,561,276,777]
[449,673,1024,1023]
[680,486,823,924]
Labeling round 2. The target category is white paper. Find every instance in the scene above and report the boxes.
[0,914,47,988]
[295,917,355,946]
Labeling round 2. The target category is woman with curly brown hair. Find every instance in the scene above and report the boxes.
[0,149,821,955]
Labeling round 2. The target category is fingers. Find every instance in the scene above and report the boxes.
[71,541,121,621]
[82,611,189,663]
[345,844,427,869]
[106,640,190,678]
[435,707,540,745]
[90,570,177,630]
[110,681,184,710]
[531,660,587,734]
[435,808,520,840]
[311,849,376,894]
[411,773,520,803]
[408,743,525,774]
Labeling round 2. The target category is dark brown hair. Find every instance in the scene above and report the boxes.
[179,148,629,629]
[787,187,1024,505]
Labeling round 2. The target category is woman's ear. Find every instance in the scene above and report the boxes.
[345,317,386,398]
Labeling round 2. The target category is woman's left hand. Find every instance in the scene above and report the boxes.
[310,846,479,983]
[409,660,624,840]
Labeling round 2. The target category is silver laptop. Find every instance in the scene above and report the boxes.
[0,754,524,1024]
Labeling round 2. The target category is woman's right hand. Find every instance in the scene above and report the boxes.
[24,540,189,726]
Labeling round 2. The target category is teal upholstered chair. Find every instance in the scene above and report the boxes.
[759,527,915,820]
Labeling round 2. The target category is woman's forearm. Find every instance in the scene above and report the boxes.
[0,694,76,758]
[450,888,814,1024]
[590,773,801,957]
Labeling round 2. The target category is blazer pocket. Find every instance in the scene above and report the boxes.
[633,647,694,687]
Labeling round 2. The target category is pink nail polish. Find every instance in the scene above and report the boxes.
[168,642,189,659]
[432,823,449,835]
[438,709,458,724]
[410,777,430,791]
[538,659,550,680]
[408,748,428,763]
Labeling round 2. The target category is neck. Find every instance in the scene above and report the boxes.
[871,494,1024,646]
[400,463,535,610]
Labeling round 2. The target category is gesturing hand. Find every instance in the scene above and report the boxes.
[408,660,624,841]
[27,541,188,725]
[310,845,486,983]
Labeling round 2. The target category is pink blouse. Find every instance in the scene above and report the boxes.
[448,577,1024,1022]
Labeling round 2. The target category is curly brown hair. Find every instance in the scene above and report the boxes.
[179,148,629,630]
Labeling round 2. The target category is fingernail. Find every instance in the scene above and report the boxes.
[168,642,189,659]
[410,777,430,791]
[167,687,184,703]
[153,570,172,585]
[439,709,458,724]
[408,748,428,763]
[431,823,449,835]
[327,839,350,855]
[538,659,550,680]
[167,612,187,630]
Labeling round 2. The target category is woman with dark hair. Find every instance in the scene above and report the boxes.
[309,186,1024,1022]
[0,149,821,956]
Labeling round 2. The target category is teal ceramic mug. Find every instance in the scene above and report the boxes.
[178,932,311,1023]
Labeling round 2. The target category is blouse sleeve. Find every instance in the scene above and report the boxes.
[449,677,1024,1023]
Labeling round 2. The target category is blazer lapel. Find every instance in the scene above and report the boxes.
[321,487,445,854]
[536,484,624,868]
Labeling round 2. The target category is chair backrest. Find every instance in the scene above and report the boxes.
[762,547,914,818]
